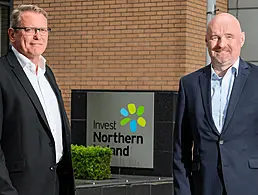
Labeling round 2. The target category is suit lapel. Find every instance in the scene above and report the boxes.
[6,51,52,137]
[199,65,220,135]
[44,67,66,125]
[45,67,60,103]
[45,67,70,151]
[221,59,250,133]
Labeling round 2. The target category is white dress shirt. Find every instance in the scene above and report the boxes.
[12,47,63,163]
[211,58,239,133]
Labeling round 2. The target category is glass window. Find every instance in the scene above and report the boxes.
[239,0,258,8]
[0,4,9,56]
[237,9,258,62]
[229,0,237,9]
[229,0,258,9]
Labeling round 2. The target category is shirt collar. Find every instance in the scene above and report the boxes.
[12,46,46,75]
[211,57,239,80]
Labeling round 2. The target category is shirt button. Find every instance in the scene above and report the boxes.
[219,140,224,145]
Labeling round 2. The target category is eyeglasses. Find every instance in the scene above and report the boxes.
[12,27,51,36]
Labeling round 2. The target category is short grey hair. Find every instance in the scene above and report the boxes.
[10,4,48,27]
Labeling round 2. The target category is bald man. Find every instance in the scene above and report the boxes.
[173,13,258,195]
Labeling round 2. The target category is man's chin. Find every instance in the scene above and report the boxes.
[29,48,46,56]
[214,58,233,66]
[29,51,44,57]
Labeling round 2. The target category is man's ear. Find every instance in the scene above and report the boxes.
[240,32,245,47]
[205,36,208,47]
[8,28,15,43]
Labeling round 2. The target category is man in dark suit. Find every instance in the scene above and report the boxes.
[0,4,75,195]
[173,13,258,195]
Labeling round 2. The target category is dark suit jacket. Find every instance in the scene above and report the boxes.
[173,59,258,195]
[0,50,75,195]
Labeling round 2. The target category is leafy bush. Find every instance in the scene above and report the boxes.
[71,144,112,180]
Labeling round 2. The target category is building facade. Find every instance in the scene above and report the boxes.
[0,0,10,56]
[229,0,258,65]
[2,0,229,117]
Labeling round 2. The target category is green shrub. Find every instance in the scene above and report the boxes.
[71,144,112,180]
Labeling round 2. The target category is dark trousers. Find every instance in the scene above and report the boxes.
[54,175,59,195]
[218,167,227,195]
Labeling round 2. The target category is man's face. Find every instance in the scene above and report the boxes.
[8,11,48,60]
[206,16,245,67]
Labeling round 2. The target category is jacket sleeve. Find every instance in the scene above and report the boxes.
[0,86,19,195]
[173,78,193,195]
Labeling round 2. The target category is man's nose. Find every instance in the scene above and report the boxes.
[217,37,227,48]
[33,29,41,39]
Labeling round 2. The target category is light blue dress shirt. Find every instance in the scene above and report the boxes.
[211,58,239,133]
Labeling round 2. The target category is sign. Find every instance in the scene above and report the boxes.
[86,91,154,168]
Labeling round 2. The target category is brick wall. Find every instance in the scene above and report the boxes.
[13,0,228,117]
[185,0,228,73]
